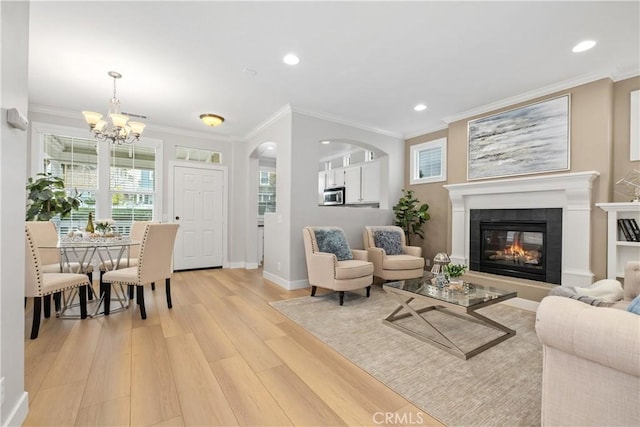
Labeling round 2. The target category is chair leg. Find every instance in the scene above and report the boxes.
[129,285,135,300]
[310,285,317,297]
[101,281,112,315]
[339,291,345,306]
[165,278,172,309]
[137,286,147,319]
[366,285,371,298]
[31,297,42,339]
[87,272,94,300]
[79,285,88,319]
[43,294,52,318]
[151,282,156,291]
[53,292,61,312]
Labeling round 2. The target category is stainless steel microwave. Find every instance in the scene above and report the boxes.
[322,187,345,205]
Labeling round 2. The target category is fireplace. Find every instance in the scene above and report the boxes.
[470,209,562,284]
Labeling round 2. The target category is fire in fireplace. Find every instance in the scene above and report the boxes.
[470,209,562,284]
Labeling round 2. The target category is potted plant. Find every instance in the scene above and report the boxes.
[26,172,82,221]
[393,189,430,245]
[444,263,467,283]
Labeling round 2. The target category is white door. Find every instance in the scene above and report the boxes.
[172,165,226,270]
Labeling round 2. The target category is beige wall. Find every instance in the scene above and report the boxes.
[406,76,639,287]
[613,77,640,201]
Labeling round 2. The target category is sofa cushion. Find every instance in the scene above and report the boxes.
[335,259,373,280]
[373,229,403,255]
[627,294,640,315]
[382,254,424,270]
[314,229,353,261]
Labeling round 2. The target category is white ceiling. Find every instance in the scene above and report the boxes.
[28,1,639,142]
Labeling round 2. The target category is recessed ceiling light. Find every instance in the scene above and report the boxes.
[321,140,331,144]
[414,104,427,112]
[283,53,300,65]
[267,146,274,150]
[572,40,596,53]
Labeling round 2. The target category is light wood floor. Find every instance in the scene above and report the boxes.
[23,268,443,427]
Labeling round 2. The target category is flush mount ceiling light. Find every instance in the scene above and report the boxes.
[82,71,145,145]
[572,40,596,53]
[200,114,225,127]
[414,103,427,111]
[283,53,300,65]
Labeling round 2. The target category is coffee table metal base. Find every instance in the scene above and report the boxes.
[383,294,516,360]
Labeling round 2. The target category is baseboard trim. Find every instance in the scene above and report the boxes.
[2,391,28,427]
[262,271,309,290]
[502,297,539,312]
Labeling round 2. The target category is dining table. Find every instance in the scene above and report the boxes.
[39,234,140,318]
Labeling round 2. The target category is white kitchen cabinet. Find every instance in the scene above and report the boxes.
[319,168,345,190]
[343,160,380,204]
[596,202,640,279]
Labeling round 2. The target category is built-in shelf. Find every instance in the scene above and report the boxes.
[596,202,640,279]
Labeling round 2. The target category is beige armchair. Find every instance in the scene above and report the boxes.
[363,226,425,281]
[302,226,373,305]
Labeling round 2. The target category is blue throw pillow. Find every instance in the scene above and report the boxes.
[627,294,640,315]
[374,229,403,255]
[314,229,353,261]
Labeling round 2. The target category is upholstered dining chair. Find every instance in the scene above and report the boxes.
[362,225,425,281]
[98,220,155,293]
[25,221,95,305]
[101,223,179,318]
[302,226,374,305]
[25,225,90,339]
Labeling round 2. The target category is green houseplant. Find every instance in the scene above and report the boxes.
[444,263,467,282]
[393,189,430,245]
[26,172,82,221]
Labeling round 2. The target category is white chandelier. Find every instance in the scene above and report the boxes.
[82,71,145,144]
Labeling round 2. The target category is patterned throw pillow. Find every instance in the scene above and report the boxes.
[373,229,403,255]
[627,294,640,315]
[314,229,353,261]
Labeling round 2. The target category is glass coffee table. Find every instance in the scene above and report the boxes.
[383,273,517,360]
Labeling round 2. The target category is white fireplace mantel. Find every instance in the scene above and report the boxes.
[444,171,600,287]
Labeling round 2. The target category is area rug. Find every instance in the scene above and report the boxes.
[271,286,542,427]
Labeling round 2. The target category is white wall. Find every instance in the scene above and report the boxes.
[245,109,292,281]
[1,1,30,425]
[253,108,404,289]
[288,112,404,286]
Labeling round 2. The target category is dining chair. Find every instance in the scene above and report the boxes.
[102,223,179,318]
[25,225,90,339]
[98,220,154,293]
[25,221,95,304]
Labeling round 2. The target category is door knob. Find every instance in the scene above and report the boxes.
[175,216,180,220]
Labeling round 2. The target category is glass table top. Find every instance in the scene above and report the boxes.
[384,273,517,308]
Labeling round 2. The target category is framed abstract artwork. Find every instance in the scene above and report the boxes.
[467,95,570,180]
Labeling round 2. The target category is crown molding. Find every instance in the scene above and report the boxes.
[441,71,614,125]
[29,104,234,142]
[403,123,449,141]
[244,104,293,141]
[290,105,403,139]
[611,67,640,82]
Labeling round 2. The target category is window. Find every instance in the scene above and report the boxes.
[33,123,162,237]
[43,134,98,235]
[109,144,156,235]
[410,137,447,185]
[175,146,221,163]
[258,169,276,215]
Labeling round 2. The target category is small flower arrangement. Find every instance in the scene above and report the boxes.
[444,263,467,281]
[95,219,115,236]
